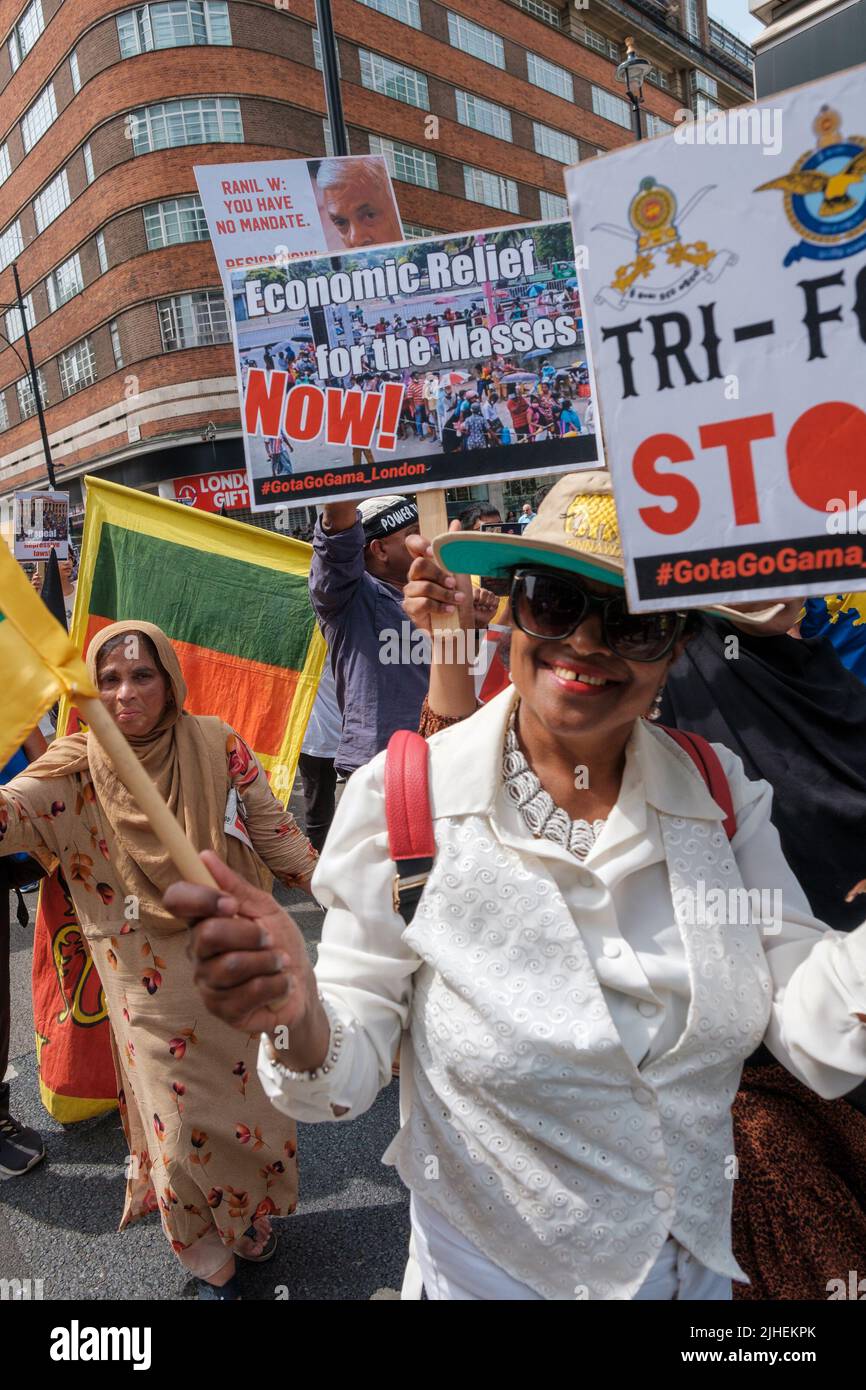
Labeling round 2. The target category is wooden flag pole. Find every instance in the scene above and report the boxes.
[78,695,218,890]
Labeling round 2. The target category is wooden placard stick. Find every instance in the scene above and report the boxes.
[416,489,460,635]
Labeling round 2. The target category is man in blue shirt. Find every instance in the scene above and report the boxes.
[308,495,430,777]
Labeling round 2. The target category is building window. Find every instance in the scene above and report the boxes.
[21,83,58,153]
[691,70,718,97]
[16,370,49,420]
[368,135,437,189]
[403,222,439,238]
[645,114,673,136]
[34,170,71,233]
[4,296,35,343]
[533,122,579,165]
[83,142,95,183]
[312,30,342,72]
[0,144,10,187]
[446,13,504,69]
[46,253,84,311]
[158,289,230,350]
[647,66,670,90]
[323,118,334,156]
[517,0,561,25]
[144,194,210,249]
[130,97,243,154]
[9,0,44,71]
[359,51,428,109]
[573,22,620,62]
[527,52,573,101]
[539,189,567,220]
[357,0,420,25]
[592,86,633,130]
[96,231,109,273]
[0,221,24,273]
[694,92,721,119]
[0,393,8,431]
[709,19,753,70]
[59,338,97,396]
[463,165,519,214]
[70,49,81,93]
[117,1,231,57]
[455,91,511,141]
[110,320,125,369]
[685,0,702,42]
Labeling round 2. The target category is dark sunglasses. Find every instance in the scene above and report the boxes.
[509,568,687,662]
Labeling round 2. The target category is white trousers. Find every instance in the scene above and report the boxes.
[409,1193,732,1301]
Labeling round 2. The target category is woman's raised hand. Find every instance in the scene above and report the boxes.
[164,850,330,1064]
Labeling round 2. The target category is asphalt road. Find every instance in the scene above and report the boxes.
[0,784,410,1302]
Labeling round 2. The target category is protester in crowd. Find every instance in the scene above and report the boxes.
[436,382,456,438]
[658,600,866,1298]
[559,399,583,436]
[173,473,866,1302]
[0,729,48,1178]
[297,656,342,855]
[583,397,596,433]
[462,402,489,450]
[404,475,866,1300]
[440,404,465,455]
[0,621,318,1297]
[506,389,529,442]
[422,372,440,439]
[405,373,428,441]
[518,502,536,530]
[458,503,502,532]
[308,495,428,779]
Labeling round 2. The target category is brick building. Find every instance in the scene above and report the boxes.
[0,0,753,527]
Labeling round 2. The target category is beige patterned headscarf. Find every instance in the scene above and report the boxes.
[26,620,271,921]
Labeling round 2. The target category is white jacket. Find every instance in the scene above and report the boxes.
[259,688,866,1299]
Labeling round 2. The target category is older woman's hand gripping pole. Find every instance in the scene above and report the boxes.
[0,536,216,890]
[164,850,332,1065]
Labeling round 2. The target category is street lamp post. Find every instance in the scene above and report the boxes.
[615,37,653,143]
[314,0,350,156]
[8,262,57,488]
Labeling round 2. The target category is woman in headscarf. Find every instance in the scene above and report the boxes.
[0,621,318,1299]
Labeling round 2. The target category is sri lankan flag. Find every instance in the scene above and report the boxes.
[0,537,97,762]
[34,475,324,1122]
[64,476,325,795]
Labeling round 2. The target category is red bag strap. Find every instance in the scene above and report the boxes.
[385,729,436,861]
[657,725,737,841]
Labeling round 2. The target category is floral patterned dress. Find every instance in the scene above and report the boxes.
[0,729,317,1278]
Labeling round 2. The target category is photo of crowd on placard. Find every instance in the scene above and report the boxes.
[233,222,599,487]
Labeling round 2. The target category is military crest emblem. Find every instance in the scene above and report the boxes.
[755,105,866,266]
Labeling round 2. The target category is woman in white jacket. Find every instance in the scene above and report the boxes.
[168,474,866,1301]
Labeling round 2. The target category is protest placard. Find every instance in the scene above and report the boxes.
[566,62,866,612]
[13,489,69,561]
[233,220,602,511]
[194,154,403,286]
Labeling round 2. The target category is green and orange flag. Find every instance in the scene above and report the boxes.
[34,476,324,1122]
[64,476,324,798]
